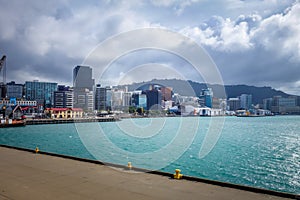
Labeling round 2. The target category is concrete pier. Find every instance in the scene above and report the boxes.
[0,146,296,200]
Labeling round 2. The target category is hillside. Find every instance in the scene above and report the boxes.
[120,79,292,105]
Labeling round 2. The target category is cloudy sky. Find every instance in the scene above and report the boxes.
[0,0,299,95]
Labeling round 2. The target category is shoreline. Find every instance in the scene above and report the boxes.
[0,144,298,199]
[22,114,282,126]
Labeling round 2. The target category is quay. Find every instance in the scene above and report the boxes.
[25,117,119,125]
[0,146,297,200]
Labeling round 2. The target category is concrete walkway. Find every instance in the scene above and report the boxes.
[0,147,293,200]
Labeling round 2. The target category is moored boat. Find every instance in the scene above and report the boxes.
[0,119,26,128]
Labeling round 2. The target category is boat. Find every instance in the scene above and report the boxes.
[235,109,272,117]
[0,118,26,128]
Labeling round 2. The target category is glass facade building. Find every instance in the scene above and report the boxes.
[25,81,57,107]
[6,81,24,99]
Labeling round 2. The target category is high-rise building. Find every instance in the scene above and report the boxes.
[25,80,57,107]
[263,98,273,110]
[53,85,73,108]
[0,83,6,99]
[240,94,252,109]
[86,90,94,111]
[161,87,172,101]
[227,98,241,111]
[95,85,113,111]
[143,89,162,110]
[132,92,147,110]
[270,96,299,114]
[95,84,102,111]
[73,65,95,111]
[73,66,94,91]
[6,81,24,99]
[106,87,112,111]
[112,90,123,108]
[199,88,213,108]
[122,92,132,107]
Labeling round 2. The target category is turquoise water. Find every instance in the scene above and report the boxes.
[0,116,299,194]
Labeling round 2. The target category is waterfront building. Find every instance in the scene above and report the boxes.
[173,94,198,106]
[142,89,162,110]
[95,85,113,111]
[111,89,123,108]
[86,90,94,111]
[122,92,132,107]
[199,88,213,108]
[0,83,6,99]
[132,92,147,110]
[53,86,73,108]
[162,100,173,110]
[271,96,299,114]
[161,87,172,101]
[25,80,57,108]
[73,88,94,112]
[227,98,241,111]
[0,99,37,107]
[106,87,112,111]
[194,107,226,116]
[95,85,107,111]
[240,94,252,110]
[94,84,102,111]
[263,98,273,110]
[45,108,83,119]
[6,81,24,99]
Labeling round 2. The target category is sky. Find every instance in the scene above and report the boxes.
[0,0,299,95]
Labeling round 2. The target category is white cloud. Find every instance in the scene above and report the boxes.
[181,1,300,60]
[251,2,300,62]
[181,16,253,52]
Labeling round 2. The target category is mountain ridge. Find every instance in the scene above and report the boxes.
[118,79,295,105]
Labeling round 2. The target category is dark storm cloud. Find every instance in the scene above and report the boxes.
[0,0,299,94]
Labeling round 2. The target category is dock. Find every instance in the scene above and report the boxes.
[0,146,297,200]
[25,117,119,125]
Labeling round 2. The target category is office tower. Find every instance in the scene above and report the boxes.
[199,88,213,108]
[95,84,102,111]
[161,87,172,101]
[132,92,147,110]
[263,98,273,110]
[53,85,73,108]
[73,66,95,91]
[0,83,6,99]
[106,87,112,111]
[227,98,241,111]
[240,94,252,109]
[122,92,132,107]
[112,89,123,108]
[95,84,112,111]
[6,81,24,99]
[143,89,162,110]
[25,80,57,107]
[73,65,95,111]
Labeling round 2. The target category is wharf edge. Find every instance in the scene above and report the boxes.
[0,144,299,199]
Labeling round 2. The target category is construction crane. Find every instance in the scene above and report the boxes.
[0,55,6,84]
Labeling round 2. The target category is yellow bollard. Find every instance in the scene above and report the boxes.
[35,147,39,153]
[128,162,132,170]
[174,169,183,179]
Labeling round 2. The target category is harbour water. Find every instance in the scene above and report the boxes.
[0,116,299,194]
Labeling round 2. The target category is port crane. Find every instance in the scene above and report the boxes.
[0,55,6,84]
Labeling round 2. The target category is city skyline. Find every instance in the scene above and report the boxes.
[0,1,299,95]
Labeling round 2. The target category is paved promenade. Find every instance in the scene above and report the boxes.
[0,147,294,200]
